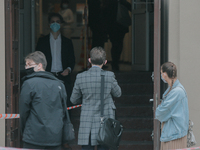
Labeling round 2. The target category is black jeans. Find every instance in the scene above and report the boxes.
[23,142,61,150]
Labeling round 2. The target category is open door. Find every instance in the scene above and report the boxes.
[5,0,20,147]
[153,0,161,150]
[132,0,154,71]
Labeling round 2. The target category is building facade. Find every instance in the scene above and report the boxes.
[0,0,200,149]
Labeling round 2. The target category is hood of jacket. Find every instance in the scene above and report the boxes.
[22,71,62,83]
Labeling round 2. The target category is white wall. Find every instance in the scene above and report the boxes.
[168,0,200,146]
[0,0,5,147]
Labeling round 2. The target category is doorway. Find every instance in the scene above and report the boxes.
[5,0,161,148]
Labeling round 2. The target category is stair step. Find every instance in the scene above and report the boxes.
[115,71,153,83]
[119,141,153,150]
[114,95,153,105]
[121,129,152,141]
[70,106,153,117]
[71,117,153,130]
[116,106,153,117]
[69,143,153,150]
[120,83,153,95]
[119,117,153,130]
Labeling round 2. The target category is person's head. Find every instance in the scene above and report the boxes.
[89,47,107,66]
[161,62,177,80]
[25,51,47,72]
[161,62,177,96]
[60,0,69,9]
[48,13,64,33]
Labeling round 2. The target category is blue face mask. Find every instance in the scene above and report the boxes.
[161,74,167,83]
[50,23,60,32]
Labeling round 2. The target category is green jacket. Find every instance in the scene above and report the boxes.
[20,71,68,146]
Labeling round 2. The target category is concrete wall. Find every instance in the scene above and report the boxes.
[0,0,5,147]
[168,0,200,145]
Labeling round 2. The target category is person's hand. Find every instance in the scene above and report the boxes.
[61,68,70,76]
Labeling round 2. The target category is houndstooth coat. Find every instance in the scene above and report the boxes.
[70,66,121,146]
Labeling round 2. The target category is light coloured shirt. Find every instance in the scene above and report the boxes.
[50,33,63,72]
[50,33,71,73]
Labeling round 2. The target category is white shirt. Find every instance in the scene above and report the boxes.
[50,33,63,72]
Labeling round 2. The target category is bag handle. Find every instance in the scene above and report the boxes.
[100,71,105,122]
[63,96,71,123]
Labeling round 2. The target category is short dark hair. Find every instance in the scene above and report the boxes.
[90,47,106,65]
[48,13,64,23]
[25,51,47,70]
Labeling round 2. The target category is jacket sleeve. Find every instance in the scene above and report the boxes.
[66,39,75,72]
[70,75,82,104]
[19,81,32,134]
[35,37,43,52]
[111,74,121,97]
[155,89,182,123]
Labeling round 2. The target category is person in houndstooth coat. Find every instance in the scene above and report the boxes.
[70,47,122,150]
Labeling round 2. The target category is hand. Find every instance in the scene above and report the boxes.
[61,68,70,76]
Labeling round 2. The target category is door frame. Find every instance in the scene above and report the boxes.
[153,0,161,150]
[5,0,20,147]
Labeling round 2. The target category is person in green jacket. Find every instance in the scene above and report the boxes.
[19,51,71,150]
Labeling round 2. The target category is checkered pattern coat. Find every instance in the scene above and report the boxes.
[70,67,121,146]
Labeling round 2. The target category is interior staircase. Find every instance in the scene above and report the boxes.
[70,71,154,150]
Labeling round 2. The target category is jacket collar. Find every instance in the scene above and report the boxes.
[88,66,102,71]
[22,71,61,82]
[172,79,180,88]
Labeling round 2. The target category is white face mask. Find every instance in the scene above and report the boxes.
[161,74,167,83]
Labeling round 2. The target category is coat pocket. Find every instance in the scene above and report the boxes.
[162,118,178,139]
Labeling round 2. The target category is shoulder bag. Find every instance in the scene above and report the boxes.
[97,71,123,150]
[187,120,196,147]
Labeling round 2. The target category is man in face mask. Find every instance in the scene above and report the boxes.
[20,51,70,149]
[36,13,75,116]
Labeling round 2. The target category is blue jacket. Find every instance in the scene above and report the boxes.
[155,79,189,142]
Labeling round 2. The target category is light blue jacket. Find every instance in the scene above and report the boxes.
[155,79,189,142]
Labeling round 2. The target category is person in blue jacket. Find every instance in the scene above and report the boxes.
[156,62,189,150]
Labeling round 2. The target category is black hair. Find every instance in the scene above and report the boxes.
[48,13,64,23]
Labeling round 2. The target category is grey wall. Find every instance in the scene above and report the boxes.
[168,0,200,145]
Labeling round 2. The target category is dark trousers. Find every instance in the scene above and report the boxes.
[51,72,73,118]
[109,30,126,71]
[23,142,61,150]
